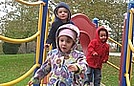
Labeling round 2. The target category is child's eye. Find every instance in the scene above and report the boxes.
[100,35,106,37]
[59,11,62,13]
[64,11,68,13]
[60,39,64,42]
[66,40,71,43]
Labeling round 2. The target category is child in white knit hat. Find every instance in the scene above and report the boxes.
[28,24,87,86]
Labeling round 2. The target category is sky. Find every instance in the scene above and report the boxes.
[0,0,7,17]
[0,0,55,17]
[0,0,13,17]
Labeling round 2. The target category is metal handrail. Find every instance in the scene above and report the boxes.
[106,61,120,70]
[0,31,40,44]
[108,37,122,47]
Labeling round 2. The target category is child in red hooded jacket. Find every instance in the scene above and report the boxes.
[84,26,109,86]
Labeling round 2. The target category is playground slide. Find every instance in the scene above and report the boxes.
[71,13,96,55]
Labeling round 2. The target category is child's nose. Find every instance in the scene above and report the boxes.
[62,41,66,45]
[62,12,65,14]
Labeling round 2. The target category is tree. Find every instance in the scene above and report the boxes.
[0,0,128,52]
[2,42,21,54]
[52,0,127,51]
[0,0,39,53]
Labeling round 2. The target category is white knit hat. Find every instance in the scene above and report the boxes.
[56,24,80,50]
[58,29,77,41]
[57,24,80,41]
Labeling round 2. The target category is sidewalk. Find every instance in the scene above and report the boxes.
[101,83,105,86]
[109,52,121,56]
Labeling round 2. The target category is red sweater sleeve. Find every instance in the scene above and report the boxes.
[86,40,96,58]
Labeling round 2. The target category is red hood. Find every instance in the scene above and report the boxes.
[95,26,108,43]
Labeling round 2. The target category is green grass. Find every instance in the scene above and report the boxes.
[0,54,134,86]
[102,56,120,86]
[102,56,134,86]
[0,54,35,86]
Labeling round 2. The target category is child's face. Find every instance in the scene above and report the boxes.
[99,30,107,43]
[58,35,74,53]
[57,7,68,21]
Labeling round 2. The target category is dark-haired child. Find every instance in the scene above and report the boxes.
[85,26,109,86]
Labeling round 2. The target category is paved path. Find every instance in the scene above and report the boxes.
[101,83,106,86]
[109,52,121,56]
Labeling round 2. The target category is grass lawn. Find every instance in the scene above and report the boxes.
[102,56,120,86]
[102,56,134,86]
[0,54,35,86]
[0,54,134,86]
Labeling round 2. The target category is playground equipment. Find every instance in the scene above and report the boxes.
[0,0,48,86]
[71,13,96,55]
[0,0,134,86]
[119,1,134,86]
[72,1,134,86]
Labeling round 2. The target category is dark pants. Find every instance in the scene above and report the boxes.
[85,66,101,86]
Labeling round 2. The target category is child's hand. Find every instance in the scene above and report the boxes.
[28,77,39,85]
[28,79,33,86]
[28,81,33,86]
[67,64,78,72]
[44,44,50,48]
[103,60,107,63]
[92,52,98,56]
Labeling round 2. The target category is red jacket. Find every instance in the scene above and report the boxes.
[86,26,109,69]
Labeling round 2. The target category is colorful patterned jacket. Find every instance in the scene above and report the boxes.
[33,49,87,86]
